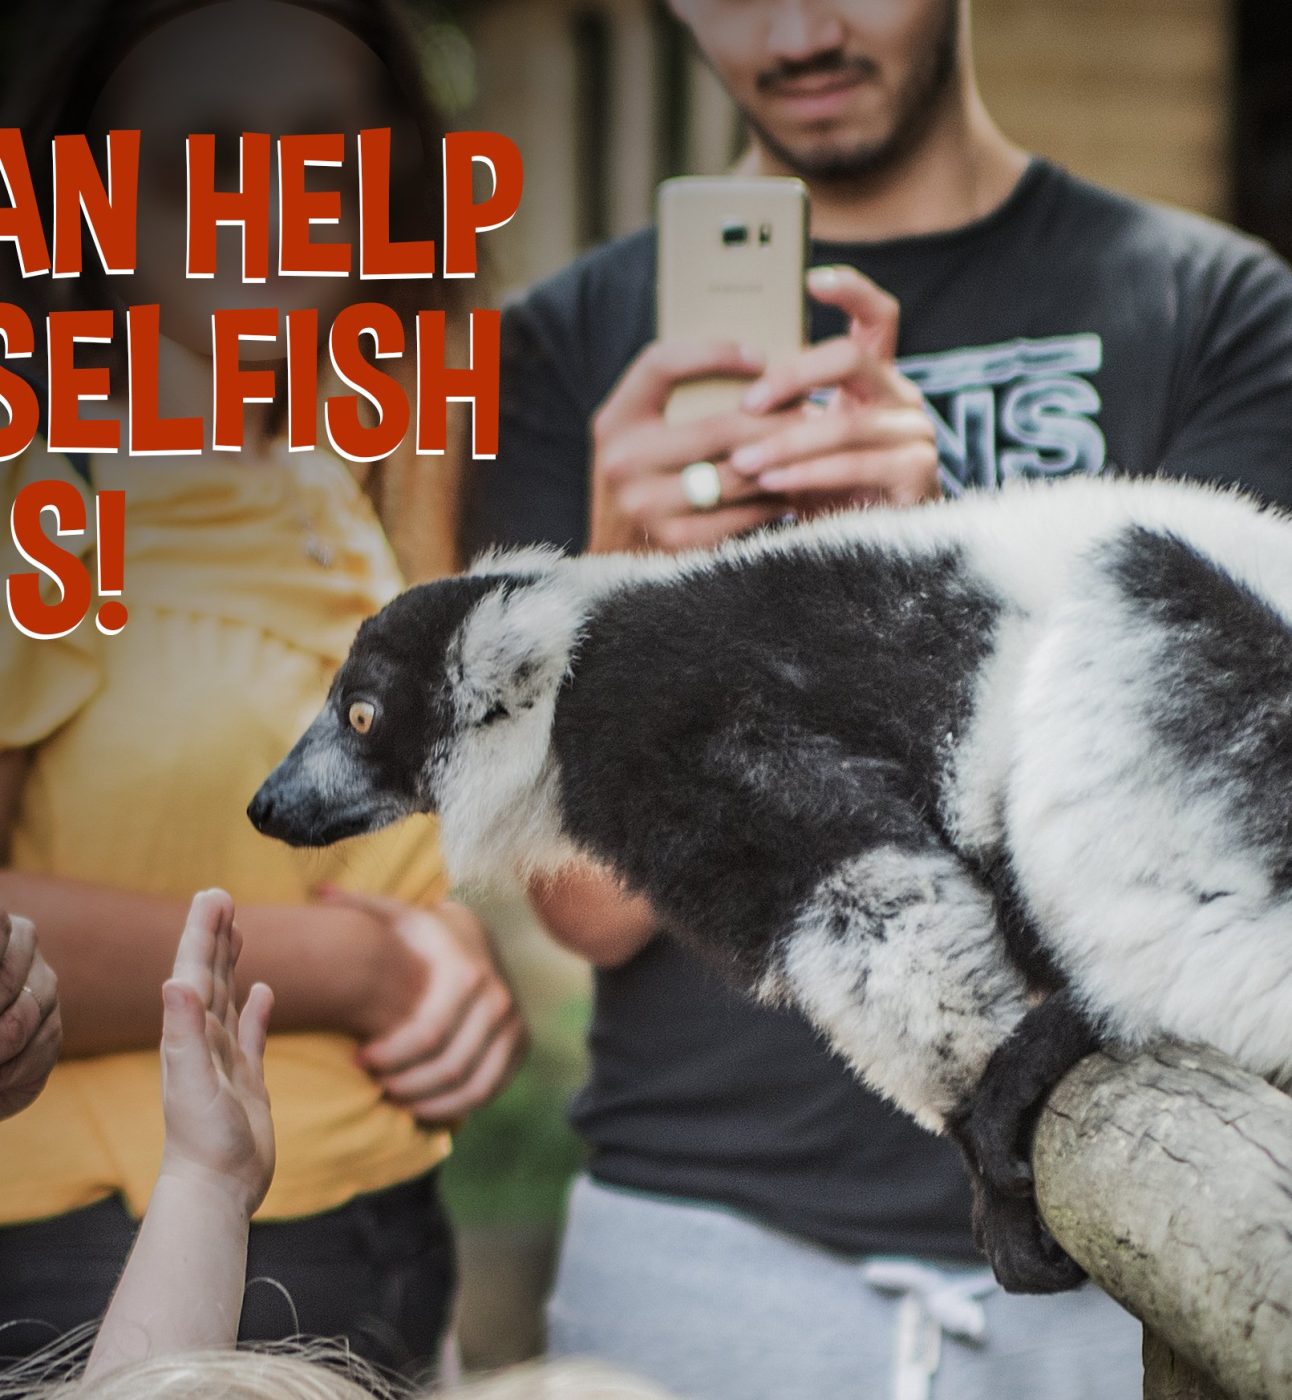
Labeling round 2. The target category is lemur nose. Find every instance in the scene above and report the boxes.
[247,788,276,833]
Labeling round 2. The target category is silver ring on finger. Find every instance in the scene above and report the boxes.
[680,460,723,512]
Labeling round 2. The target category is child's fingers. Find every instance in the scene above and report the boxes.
[237,983,274,1074]
[210,918,231,1028]
[161,979,218,1098]
[212,895,237,1025]
[214,922,246,1045]
[170,889,233,1008]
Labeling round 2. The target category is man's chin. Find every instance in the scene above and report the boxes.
[744,112,900,185]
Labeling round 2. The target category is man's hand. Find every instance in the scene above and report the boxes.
[0,910,61,1121]
[324,888,527,1126]
[728,265,940,510]
[586,267,940,556]
[588,340,797,553]
[159,890,275,1219]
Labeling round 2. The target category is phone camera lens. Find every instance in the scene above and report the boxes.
[759,223,773,245]
[721,222,748,246]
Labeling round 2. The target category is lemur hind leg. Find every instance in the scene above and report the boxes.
[764,838,1031,1132]
[764,836,1088,1293]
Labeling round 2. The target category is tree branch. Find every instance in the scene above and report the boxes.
[1033,1044,1292,1400]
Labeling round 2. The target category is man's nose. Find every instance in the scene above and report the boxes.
[767,0,847,62]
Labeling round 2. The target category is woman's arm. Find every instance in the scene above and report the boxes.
[0,751,524,1121]
[527,862,659,969]
[0,870,417,1057]
[0,750,26,865]
[0,749,422,1056]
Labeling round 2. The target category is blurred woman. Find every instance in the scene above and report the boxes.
[0,0,522,1380]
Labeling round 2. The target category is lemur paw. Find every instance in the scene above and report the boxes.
[946,1098,1035,1199]
[963,1099,1036,1199]
[975,1185,1086,1295]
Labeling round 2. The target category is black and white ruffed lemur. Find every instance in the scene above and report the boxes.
[249,474,1292,1293]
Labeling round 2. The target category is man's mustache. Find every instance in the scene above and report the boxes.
[756,52,879,94]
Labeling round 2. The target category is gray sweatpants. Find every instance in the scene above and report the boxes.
[546,1175,1142,1400]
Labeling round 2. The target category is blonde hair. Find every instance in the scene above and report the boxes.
[0,1343,679,1400]
[0,1337,392,1400]
[451,1359,679,1400]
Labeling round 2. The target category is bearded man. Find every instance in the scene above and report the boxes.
[464,4,1292,1396]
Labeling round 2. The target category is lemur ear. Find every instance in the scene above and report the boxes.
[451,582,578,725]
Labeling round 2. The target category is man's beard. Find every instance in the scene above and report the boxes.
[741,0,960,185]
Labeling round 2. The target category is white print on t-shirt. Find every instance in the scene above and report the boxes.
[898,334,1107,494]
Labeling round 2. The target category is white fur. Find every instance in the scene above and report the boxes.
[765,847,1030,1131]
[1005,555,1292,1085]
[467,542,565,579]
[438,574,587,887]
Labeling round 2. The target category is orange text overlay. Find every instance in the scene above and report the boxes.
[7,479,127,640]
[0,126,522,464]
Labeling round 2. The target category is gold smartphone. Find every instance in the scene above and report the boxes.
[657,176,808,425]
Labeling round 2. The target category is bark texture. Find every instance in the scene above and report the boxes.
[1143,1329,1227,1400]
[1033,1044,1292,1400]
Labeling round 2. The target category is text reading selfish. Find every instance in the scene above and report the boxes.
[0,128,522,462]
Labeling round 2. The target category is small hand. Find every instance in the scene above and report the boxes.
[0,910,61,1121]
[159,889,274,1219]
[323,888,528,1126]
[588,339,798,553]
[729,266,941,510]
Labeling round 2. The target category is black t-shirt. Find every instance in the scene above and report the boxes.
[464,158,1292,1259]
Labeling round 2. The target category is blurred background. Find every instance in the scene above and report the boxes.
[427,0,1292,295]
[1,0,1290,1375]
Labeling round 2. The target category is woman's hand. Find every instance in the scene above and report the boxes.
[0,909,61,1120]
[159,889,275,1219]
[323,887,527,1126]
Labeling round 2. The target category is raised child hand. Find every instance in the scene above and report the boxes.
[159,889,275,1219]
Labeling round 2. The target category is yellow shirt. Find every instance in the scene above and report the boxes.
[0,453,451,1223]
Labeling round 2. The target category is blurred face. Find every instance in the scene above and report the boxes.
[92,0,392,359]
[671,0,962,182]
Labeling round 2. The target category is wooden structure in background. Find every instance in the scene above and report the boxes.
[973,0,1228,219]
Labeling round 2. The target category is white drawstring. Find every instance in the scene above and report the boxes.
[861,1258,999,1400]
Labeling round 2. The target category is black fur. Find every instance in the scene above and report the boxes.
[1104,527,1292,893]
[553,545,999,987]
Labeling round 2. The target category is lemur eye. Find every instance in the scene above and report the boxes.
[348,700,376,735]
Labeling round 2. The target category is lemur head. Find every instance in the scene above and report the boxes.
[248,549,579,851]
